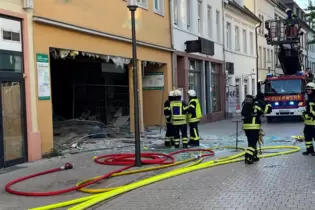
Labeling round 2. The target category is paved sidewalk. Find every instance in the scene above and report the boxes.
[94,152,315,210]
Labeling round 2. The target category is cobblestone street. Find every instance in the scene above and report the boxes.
[0,118,310,210]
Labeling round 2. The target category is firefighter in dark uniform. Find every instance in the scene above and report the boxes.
[187,89,202,147]
[242,93,272,164]
[164,91,175,147]
[302,82,315,155]
[170,89,188,148]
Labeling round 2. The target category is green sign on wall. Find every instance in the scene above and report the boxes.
[36,53,51,100]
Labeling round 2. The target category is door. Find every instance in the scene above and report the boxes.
[0,79,26,168]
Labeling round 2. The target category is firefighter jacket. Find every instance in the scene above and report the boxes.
[242,99,272,130]
[187,97,202,123]
[170,100,188,125]
[164,96,173,123]
[302,94,315,126]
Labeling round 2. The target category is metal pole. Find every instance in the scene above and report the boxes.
[128,5,141,167]
[235,121,239,151]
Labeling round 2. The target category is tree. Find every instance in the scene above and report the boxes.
[305,0,315,43]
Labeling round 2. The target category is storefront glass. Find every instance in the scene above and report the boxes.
[0,52,23,72]
[211,63,221,112]
[188,59,202,101]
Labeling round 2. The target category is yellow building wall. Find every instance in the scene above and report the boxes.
[33,0,171,48]
[33,23,172,154]
[244,0,255,12]
[0,0,39,133]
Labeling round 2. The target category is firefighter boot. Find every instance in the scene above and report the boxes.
[182,143,188,149]
[253,150,260,162]
[174,140,180,148]
[245,154,254,165]
[171,138,175,146]
[164,141,171,147]
[188,140,200,147]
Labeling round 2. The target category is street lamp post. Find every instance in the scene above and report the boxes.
[127,0,141,167]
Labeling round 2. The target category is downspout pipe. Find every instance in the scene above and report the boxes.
[169,0,175,88]
[255,22,261,94]
[222,1,227,119]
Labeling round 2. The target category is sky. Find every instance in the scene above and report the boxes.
[295,0,309,10]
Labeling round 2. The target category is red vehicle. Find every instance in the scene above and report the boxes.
[263,72,308,122]
[262,18,312,122]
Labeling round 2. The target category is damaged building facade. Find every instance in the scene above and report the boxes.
[30,0,173,158]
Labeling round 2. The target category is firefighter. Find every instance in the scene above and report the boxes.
[242,93,272,164]
[302,82,315,156]
[170,89,188,148]
[285,8,299,38]
[187,89,202,147]
[164,90,174,147]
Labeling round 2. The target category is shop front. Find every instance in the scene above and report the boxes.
[32,20,173,155]
[0,13,28,168]
[175,53,225,122]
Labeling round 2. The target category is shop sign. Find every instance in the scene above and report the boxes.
[265,95,301,101]
[36,53,51,100]
[142,72,164,90]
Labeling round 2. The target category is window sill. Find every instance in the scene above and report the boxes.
[137,4,148,10]
[153,10,164,17]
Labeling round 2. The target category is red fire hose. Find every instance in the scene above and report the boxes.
[5,149,214,196]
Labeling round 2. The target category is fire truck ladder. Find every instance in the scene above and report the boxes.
[264,18,304,75]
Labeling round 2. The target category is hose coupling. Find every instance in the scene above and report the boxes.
[60,163,73,170]
[193,154,201,160]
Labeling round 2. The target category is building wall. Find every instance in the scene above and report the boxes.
[33,0,173,154]
[0,0,41,161]
[33,0,171,49]
[223,4,258,111]
[307,30,315,72]
[171,0,225,121]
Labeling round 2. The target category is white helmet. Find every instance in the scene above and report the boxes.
[285,8,292,13]
[306,82,315,90]
[174,89,182,97]
[187,89,196,97]
[168,91,174,97]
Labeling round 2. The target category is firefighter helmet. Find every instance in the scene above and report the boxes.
[306,82,315,90]
[285,8,292,13]
[187,89,197,97]
[168,91,174,97]
[174,89,182,96]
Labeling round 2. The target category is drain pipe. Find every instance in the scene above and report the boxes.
[169,0,175,88]
[255,22,261,94]
[222,1,227,119]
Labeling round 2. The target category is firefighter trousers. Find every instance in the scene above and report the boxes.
[304,125,315,153]
[188,122,200,146]
[165,123,174,145]
[244,129,259,160]
[173,124,188,147]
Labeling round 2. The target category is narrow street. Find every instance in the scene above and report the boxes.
[0,118,309,210]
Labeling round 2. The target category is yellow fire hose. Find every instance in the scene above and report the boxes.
[29,145,299,210]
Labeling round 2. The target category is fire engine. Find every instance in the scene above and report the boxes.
[262,17,313,122]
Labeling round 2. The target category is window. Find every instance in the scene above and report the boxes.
[263,48,266,68]
[258,14,264,34]
[186,0,191,29]
[252,78,255,95]
[207,5,212,39]
[243,29,247,53]
[216,10,220,42]
[2,30,20,42]
[197,0,202,34]
[188,60,202,103]
[244,84,248,96]
[271,49,274,68]
[211,63,221,112]
[154,0,164,15]
[259,46,262,68]
[226,22,231,49]
[137,0,148,8]
[249,32,253,55]
[235,26,240,51]
[173,0,178,25]
[0,53,23,72]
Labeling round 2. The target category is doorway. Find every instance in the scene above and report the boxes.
[0,78,27,168]
[0,50,27,168]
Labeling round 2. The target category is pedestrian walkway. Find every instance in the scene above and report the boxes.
[94,152,315,210]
